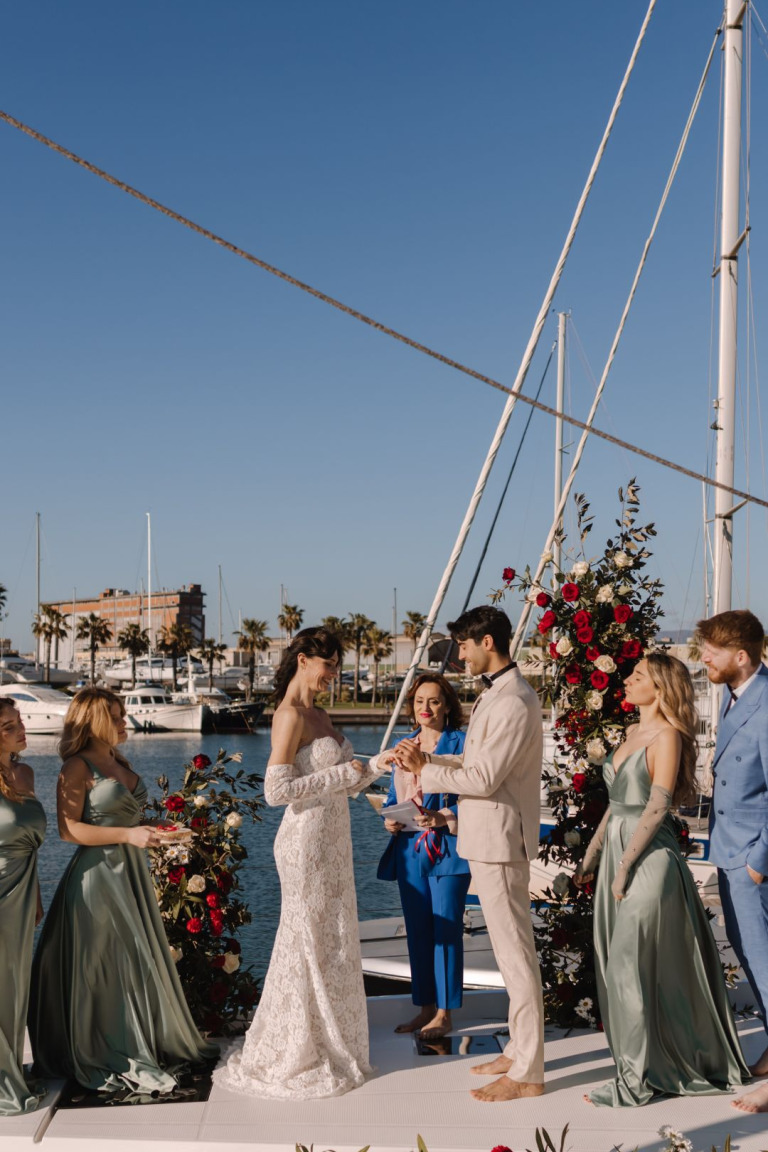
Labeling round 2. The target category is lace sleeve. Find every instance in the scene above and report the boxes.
[344,759,387,797]
[574,806,610,880]
[611,784,672,899]
[264,760,366,807]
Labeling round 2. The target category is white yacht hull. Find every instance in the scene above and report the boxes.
[125,702,206,732]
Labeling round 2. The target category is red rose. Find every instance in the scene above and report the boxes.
[191,816,208,830]
[210,912,225,937]
[203,1012,224,1034]
[186,917,203,935]
[572,772,587,794]
[536,591,550,607]
[621,638,642,659]
[502,567,516,583]
[620,700,637,713]
[583,881,594,897]
[209,982,228,1006]
[565,665,582,685]
[206,893,220,910]
[550,927,569,949]
[561,583,579,602]
[210,955,226,969]
[164,796,185,813]
[193,754,212,771]
[226,938,242,954]
[491,1146,514,1152]
[167,866,186,886]
[590,670,609,690]
[614,605,633,624]
[538,610,557,633]
[216,871,234,893]
[585,646,600,661]
[573,609,592,628]
[548,642,559,659]
[576,626,594,644]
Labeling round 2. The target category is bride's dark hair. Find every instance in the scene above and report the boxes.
[273,627,344,705]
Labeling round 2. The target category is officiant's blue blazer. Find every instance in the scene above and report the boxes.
[709,663,768,874]
[377,727,469,879]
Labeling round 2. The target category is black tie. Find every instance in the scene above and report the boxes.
[725,687,737,715]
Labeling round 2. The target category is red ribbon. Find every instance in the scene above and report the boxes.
[415,828,444,865]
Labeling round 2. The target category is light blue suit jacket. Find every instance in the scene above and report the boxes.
[709,663,768,873]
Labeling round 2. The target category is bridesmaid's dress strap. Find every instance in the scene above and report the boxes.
[81,755,104,781]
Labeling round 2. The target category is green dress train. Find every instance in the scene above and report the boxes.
[0,792,46,1115]
[590,747,748,1107]
[29,760,218,1098]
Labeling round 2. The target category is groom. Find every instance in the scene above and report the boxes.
[392,605,544,1102]
[700,609,768,1114]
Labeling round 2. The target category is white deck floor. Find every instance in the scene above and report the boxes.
[5,992,768,1152]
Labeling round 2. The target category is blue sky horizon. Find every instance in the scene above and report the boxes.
[3,2,768,656]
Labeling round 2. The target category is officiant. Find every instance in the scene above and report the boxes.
[377,673,470,1040]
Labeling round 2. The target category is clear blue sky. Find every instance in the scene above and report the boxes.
[2,1,768,653]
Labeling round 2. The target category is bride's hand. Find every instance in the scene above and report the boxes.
[349,759,366,774]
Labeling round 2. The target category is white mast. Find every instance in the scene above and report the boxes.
[147,513,152,654]
[712,0,746,615]
[35,511,41,664]
[218,564,223,645]
[554,313,567,577]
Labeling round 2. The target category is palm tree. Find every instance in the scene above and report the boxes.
[77,614,113,685]
[236,618,270,699]
[32,605,70,683]
[117,622,150,688]
[198,638,227,690]
[363,626,393,707]
[157,621,194,691]
[320,615,347,706]
[277,603,304,644]
[347,613,373,704]
[403,610,427,658]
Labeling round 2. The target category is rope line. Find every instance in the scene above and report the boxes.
[2,102,765,512]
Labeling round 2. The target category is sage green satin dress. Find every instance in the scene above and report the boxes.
[0,792,46,1115]
[29,760,218,1098]
[590,747,748,1107]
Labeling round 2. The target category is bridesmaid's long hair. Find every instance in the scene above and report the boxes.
[645,652,698,806]
[60,687,131,770]
[0,700,26,802]
[273,627,344,706]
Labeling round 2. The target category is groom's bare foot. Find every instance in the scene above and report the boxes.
[732,1082,768,1113]
[419,1010,452,1040]
[394,1007,435,1034]
[749,1043,768,1077]
[470,1076,544,1102]
[470,1055,513,1076]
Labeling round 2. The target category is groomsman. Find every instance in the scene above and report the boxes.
[700,609,768,1113]
[393,605,544,1102]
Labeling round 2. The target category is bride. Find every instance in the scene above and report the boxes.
[214,627,381,1099]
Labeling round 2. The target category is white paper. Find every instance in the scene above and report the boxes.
[380,799,424,832]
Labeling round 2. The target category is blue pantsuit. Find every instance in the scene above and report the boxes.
[377,728,470,1009]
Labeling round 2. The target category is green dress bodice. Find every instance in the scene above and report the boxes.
[29,759,217,1098]
[590,746,748,1107]
[0,791,46,1114]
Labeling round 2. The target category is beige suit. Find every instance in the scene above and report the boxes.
[421,666,544,1083]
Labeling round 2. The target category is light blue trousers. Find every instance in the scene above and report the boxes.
[719,864,768,1029]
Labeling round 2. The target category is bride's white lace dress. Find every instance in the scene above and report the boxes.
[213,735,379,1099]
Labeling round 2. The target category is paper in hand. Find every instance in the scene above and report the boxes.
[380,799,424,832]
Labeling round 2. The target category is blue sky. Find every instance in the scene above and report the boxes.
[2,2,768,654]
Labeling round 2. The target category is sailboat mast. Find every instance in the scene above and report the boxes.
[712,0,746,615]
[554,313,567,577]
[147,512,152,655]
[35,512,41,665]
[218,565,222,645]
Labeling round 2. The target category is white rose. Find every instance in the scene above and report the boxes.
[552,872,571,899]
[193,795,209,808]
[169,946,182,964]
[618,583,633,595]
[187,874,206,894]
[594,655,616,674]
[555,637,573,656]
[586,737,606,763]
[564,830,581,848]
[540,550,554,564]
[613,551,633,568]
[571,561,589,578]
[586,691,604,711]
[225,811,243,829]
[222,952,240,974]
[596,584,614,603]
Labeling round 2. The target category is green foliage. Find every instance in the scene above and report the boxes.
[145,748,263,1036]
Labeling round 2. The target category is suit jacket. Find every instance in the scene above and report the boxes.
[421,666,542,864]
[377,727,469,879]
[709,663,768,873]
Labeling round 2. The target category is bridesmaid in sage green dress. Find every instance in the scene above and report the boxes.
[29,688,217,1100]
[0,698,46,1115]
[575,653,748,1107]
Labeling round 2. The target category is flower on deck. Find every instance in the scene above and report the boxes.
[552,872,571,899]
[564,830,581,848]
[538,610,557,634]
[571,773,587,794]
[222,952,240,974]
[169,946,182,963]
[193,795,210,808]
[576,626,594,644]
[594,654,616,674]
[614,604,634,624]
[573,609,591,629]
[555,636,573,656]
[586,738,606,763]
[192,754,211,770]
[491,1146,514,1152]
[225,811,243,830]
[586,691,604,710]
[186,917,203,935]
[502,567,516,584]
[205,893,221,910]
[536,591,550,607]
[596,584,614,602]
[164,795,185,813]
[621,638,642,659]
[187,874,206,894]
[613,550,633,568]
[561,583,580,602]
[167,866,186,886]
[659,1127,693,1152]
[570,561,589,578]
[590,670,609,691]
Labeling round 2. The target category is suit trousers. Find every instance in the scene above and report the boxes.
[719,864,768,1029]
[471,859,545,1084]
[397,859,471,1010]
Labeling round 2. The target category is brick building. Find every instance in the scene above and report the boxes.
[48,585,206,660]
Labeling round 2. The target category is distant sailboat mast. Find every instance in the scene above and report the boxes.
[147,512,152,656]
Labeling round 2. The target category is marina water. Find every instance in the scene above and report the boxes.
[28,727,405,982]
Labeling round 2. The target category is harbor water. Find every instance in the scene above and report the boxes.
[27,726,405,984]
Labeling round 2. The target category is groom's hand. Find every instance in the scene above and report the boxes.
[395,739,426,775]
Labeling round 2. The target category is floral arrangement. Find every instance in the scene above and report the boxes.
[146,749,263,1036]
[496,483,667,1027]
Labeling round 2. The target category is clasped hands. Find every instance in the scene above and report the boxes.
[381,738,426,776]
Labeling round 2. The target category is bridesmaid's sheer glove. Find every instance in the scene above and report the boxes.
[611,784,672,900]
[574,807,610,884]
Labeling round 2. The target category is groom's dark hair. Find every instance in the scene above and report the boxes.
[447,606,512,654]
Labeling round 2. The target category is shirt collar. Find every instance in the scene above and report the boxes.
[480,661,517,689]
[731,668,760,700]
